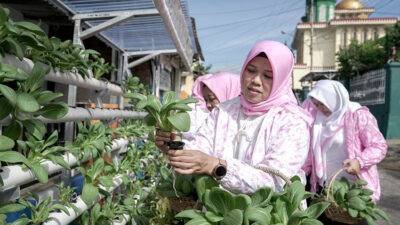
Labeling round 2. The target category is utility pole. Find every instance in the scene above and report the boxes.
[310,0,314,72]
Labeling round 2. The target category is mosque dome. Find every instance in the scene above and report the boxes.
[335,0,364,10]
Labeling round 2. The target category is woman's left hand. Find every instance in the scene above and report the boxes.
[343,159,361,175]
[167,150,219,176]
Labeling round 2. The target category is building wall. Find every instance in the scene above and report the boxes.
[292,65,309,89]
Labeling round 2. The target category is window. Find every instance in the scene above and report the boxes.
[319,5,326,22]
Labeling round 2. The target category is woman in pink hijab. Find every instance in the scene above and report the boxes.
[156,40,311,193]
[302,80,387,203]
[185,72,241,140]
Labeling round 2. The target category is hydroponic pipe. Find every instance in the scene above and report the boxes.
[0,138,129,191]
[2,54,123,96]
[43,175,124,225]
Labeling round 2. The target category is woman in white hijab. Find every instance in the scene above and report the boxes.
[303,80,387,200]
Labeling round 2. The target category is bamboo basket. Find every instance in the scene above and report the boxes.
[324,168,364,224]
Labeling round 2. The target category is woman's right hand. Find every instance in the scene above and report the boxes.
[155,130,175,152]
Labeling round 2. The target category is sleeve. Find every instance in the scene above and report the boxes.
[184,108,218,155]
[354,109,388,169]
[302,149,313,176]
[219,113,310,194]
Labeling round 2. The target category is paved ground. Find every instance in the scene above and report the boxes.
[377,140,400,225]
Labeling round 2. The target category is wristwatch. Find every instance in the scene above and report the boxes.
[212,158,227,180]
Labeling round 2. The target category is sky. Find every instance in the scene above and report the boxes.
[187,0,400,74]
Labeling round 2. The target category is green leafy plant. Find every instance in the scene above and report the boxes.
[69,121,113,162]
[13,194,69,225]
[79,158,115,206]
[0,203,26,225]
[157,166,196,198]
[112,119,150,139]
[0,61,68,140]
[134,91,196,132]
[177,176,330,225]
[17,130,69,183]
[57,182,80,215]
[323,177,389,225]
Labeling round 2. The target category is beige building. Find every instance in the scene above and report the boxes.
[292,0,398,89]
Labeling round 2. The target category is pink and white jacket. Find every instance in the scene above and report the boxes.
[302,99,387,201]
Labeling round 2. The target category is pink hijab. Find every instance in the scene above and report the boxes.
[239,40,311,123]
[192,72,241,110]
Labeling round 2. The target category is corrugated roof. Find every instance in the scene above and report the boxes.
[52,0,197,54]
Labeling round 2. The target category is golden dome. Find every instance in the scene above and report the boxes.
[335,0,364,10]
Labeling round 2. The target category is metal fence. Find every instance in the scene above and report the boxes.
[349,68,386,105]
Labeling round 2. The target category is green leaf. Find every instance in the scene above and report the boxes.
[195,175,219,201]
[36,91,63,105]
[0,151,28,164]
[0,84,17,106]
[0,135,15,151]
[251,187,273,207]
[52,204,70,216]
[299,218,323,225]
[285,180,306,214]
[233,194,252,210]
[45,131,58,148]
[304,202,330,219]
[186,217,212,225]
[0,6,9,23]
[175,209,204,220]
[17,93,40,112]
[46,155,69,169]
[167,112,190,132]
[0,64,29,80]
[205,211,224,222]
[144,114,157,126]
[348,196,367,211]
[31,162,48,183]
[3,121,22,140]
[5,37,24,59]
[245,207,271,225]
[373,208,389,221]
[22,119,46,140]
[24,62,49,92]
[347,189,362,199]
[0,97,13,120]
[0,203,25,214]
[208,187,234,215]
[348,208,358,218]
[39,102,68,119]
[221,209,243,225]
[82,183,99,206]
[354,179,368,186]
[14,21,45,36]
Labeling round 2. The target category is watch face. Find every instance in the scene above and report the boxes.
[215,165,227,177]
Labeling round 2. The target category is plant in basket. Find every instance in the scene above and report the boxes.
[176,176,330,225]
[321,176,389,225]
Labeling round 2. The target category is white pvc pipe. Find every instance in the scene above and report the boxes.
[0,139,128,191]
[2,54,123,96]
[0,107,147,125]
[43,175,124,225]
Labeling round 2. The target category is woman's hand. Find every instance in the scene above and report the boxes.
[167,150,220,176]
[155,130,176,152]
[343,159,361,175]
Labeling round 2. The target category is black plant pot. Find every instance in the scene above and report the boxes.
[167,141,185,150]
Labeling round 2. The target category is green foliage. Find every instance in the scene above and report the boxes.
[177,176,329,225]
[157,166,197,198]
[57,182,80,215]
[134,91,196,132]
[324,177,389,225]
[17,131,69,183]
[69,121,113,162]
[123,75,149,110]
[112,119,150,139]
[337,39,386,79]
[0,62,68,140]
[192,61,212,76]
[13,194,69,225]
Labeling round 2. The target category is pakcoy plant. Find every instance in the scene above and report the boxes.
[323,177,389,225]
[78,158,115,206]
[69,121,113,162]
[176,176,330,225]
[12,194,70,225]
[0,61,68,140]
[133,91,196,133]
[0,202,26,225]
[112,119,150,139]
[57,182,80,215]
[17,130,69,184]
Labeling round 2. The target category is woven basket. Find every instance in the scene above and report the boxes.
[169,196,202,214]
[324,168,364,224]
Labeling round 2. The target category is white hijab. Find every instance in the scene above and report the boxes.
[308,80,361,179]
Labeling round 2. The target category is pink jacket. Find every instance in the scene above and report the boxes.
[302,100,387,201]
